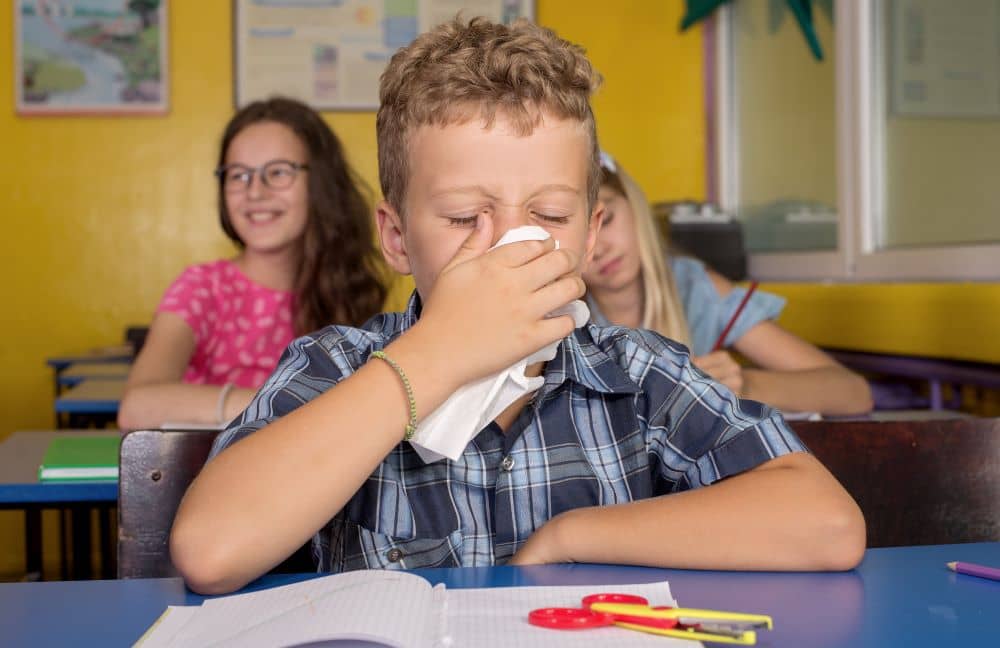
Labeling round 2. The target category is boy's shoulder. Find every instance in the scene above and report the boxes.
[585,322,691,362]
[574,323,694,389]
[300,310,410,361]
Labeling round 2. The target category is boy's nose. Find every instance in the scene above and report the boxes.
[489,210,536,247]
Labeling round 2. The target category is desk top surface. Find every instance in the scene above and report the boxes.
[0,542,996,647]
[59,362,131,382]
[47,351,133,370]
[54,378,126,413]
[0,430,119,504]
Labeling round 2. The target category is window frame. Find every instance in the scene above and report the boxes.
[711,0,1000,281]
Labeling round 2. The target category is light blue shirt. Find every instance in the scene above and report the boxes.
[588,257,786,356]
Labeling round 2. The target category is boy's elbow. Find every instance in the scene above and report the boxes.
[170,520,248,595]
[814,500,867,571]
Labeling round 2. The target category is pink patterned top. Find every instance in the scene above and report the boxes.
[157,260,295,389]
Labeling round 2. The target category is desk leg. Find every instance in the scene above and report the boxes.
[930,379,943,410]
[99,506,116,579]
[60,509,70,580]
[70,506,93,580]
[24,508,42,581]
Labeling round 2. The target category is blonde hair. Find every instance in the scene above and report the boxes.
[601,164,691,347]
[377,16,603,213]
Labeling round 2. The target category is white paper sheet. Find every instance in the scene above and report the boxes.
[137,571,700,648]
[445,581,698,647]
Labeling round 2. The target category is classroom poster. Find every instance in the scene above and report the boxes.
[15,0,169,115]
[235,0,534,110]
[890,0,1000,118]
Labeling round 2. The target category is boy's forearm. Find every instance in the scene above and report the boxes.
[741,367,873,415]
[540,452,865,572]
[170,323,461,594]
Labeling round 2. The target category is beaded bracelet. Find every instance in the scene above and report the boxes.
[370,350,417,441]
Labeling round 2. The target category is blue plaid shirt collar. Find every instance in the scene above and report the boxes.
[399,290,641,400]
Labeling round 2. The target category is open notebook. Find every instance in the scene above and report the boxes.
[136,570,695,648]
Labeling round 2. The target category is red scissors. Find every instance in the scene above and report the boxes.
[528,593,771,645]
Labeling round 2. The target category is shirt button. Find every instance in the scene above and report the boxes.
[386,548,404,563]
[500,455,515,472]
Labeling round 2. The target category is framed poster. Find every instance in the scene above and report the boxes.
[15,0,169,115]
[889,0,1000,118]
[235,0,535,111]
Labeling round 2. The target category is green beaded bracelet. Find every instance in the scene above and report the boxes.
[370,350,417,441]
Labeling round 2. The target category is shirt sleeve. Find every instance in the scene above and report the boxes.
[156,265,214,347]
[625,330,807,493]
[671,256,786,355]
[207,328,371,460]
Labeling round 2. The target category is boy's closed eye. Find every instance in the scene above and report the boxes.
[443,208,486,227]
[530,210,571,225]
[442,209,572,227]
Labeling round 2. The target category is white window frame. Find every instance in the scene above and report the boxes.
[713,0,1000,281]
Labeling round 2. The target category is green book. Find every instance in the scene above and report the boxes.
[38,436,120,482]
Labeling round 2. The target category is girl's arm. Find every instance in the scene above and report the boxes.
[700,271,872,415]
[117,312,256,430]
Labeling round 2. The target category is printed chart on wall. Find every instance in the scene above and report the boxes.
[889,0,1000,118]
[15,0,169,115]
[235,0,534,110]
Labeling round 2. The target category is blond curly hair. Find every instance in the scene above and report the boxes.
[377,16,603,213]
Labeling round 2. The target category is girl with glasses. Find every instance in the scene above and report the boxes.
[119,97,387,430]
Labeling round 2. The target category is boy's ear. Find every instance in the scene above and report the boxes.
[376,200,412,275]
[583,200,605,267]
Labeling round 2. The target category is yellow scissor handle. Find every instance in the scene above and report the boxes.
[590,603,773,630]
[614,621,757,645]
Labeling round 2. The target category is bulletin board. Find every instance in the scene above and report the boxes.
[235,0,535,111]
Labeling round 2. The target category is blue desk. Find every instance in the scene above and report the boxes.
[54,379,125,415]
[47,352,133,408]
[54,378,125,428]
[1,543,996,647]
[46,353,133,372]
[0,431,118,581]
[57,361,131,387]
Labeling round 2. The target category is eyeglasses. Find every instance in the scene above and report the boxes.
[215,159,309,192]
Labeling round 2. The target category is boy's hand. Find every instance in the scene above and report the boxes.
[417,217,585,386]
[693,350,744,396]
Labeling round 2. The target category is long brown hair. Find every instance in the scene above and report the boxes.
[217,97,387,334]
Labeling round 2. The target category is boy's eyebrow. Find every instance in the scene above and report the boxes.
[430,184,582,200]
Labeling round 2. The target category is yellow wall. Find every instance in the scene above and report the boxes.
[764,283,1000,364]
[0,1,705,440]
[0,1,704,577]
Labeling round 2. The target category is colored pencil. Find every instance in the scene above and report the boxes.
[947,561,1000,582]
[711,281,759,351]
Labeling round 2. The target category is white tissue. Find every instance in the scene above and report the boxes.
[408,226,589,463]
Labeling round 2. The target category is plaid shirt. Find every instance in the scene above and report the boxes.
[210,293,806,573]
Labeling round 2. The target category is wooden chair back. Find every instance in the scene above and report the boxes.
[790,417,1000,547]
[118,428,311,578]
